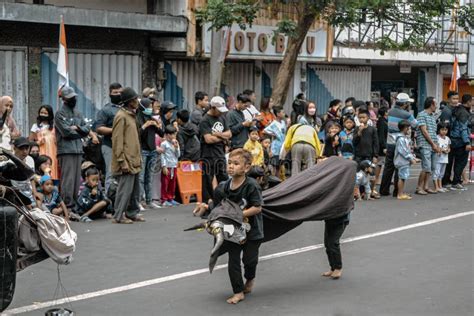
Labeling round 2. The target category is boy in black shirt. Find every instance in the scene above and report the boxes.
[353,108,379,164]
[194,148,263,304]
[199,96,232,201]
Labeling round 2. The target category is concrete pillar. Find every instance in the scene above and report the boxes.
[28,47,42,131]
[254,60,262,107]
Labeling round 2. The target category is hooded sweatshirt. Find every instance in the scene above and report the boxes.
[177,122,201,161]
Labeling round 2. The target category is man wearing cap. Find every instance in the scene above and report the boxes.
[11,137,37,207]
[111,87,145,223]
[161,101,177,128]
[95,82,123,193]
[55,86,99,209]
[199,96,231,202]
[379,92,418,197]
[227,93,255,149]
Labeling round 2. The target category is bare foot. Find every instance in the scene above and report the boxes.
[226,292,245,304]
[243,279,254,294]
[331,269,342,279]
[321,270,333,277]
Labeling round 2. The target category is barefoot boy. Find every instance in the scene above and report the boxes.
[193,148,263,304]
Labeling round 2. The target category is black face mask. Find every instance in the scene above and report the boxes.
[30,153,39,160]
[65,97,77,108]
[110,94,122,105]
[38,115,49,122]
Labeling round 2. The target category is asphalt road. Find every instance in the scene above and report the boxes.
[3,166,474,316]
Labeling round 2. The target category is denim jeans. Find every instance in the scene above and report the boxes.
[139,150,158,204]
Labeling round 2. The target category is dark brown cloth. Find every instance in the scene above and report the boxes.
[262,156,356,242]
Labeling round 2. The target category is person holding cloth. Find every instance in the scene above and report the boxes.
[193,149,263,304]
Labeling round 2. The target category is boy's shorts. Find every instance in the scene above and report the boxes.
[398,166,410,180]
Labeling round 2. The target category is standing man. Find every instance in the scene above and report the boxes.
[111,87,145,224]
[450,96,471,191]
[227,93,254,149]
[199,96,231,202]
[55,86,98,210]
[379,93,418,197]
[95,82,122,193]
[415,97,441,195]
[191,91,209,126]
[440,91,460,188]
[242,89,261,122]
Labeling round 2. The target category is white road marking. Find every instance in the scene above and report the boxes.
[4,210,473,315]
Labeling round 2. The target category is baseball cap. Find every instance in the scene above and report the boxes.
[396,92,414,103]
[81,161,96,171]
[60,86,78,99]
[13,137,31,148]
[210,96,228,113]
[120,87,139,104]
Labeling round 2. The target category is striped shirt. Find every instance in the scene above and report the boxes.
[416,110,438,149]
[387,106,418,146]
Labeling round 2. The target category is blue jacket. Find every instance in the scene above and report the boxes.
[394,133,415,168]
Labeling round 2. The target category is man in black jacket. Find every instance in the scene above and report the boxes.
[55,86,99,209]
[177,109,200,162]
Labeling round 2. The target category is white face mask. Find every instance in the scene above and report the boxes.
[308,109,316,116]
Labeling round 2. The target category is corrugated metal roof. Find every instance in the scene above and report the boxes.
[42,51,141,120]
[0,48,28,136]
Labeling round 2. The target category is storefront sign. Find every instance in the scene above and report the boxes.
[202,24,328,61]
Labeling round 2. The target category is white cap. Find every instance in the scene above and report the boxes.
[210,96,228,113]
[396,92,414,103]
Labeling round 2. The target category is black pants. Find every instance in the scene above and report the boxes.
[219,239,262,294]
[201,157,228,202]
[379,146,399,197]
[442,149,455,186]
[452,147,469,185]
[324,219,348,271]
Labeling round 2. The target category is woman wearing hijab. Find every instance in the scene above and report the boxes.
[0,96,20,139]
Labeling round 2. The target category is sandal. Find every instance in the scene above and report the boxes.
[425,189,437,194]
[128,215,146,222]
[415,189,428,195]
[111,218,134,224]
[397,194,412,200]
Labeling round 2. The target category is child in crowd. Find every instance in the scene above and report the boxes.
[394,120,419,200]
[375,107,388,186]
[244,126,264,167]
[193,149,263,304]
[353,108,379,164]
[433,122,451,192]
[264,106,286,178]
[35,154,52,176]
[39,175,69,219]
[161,125,180,207]
[260,135,272,170]
[339,116,355,159]
[75,167,111,222]
[322,121,341,157]
[354,160,375,201]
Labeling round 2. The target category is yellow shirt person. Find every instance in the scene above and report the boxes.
[243,128,264,166]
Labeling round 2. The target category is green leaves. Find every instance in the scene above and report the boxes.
[195,0,259,31]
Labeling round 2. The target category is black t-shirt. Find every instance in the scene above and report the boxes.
[213,177,264,240]
[199,114,229,158]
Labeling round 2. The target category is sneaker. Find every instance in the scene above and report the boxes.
[170,200,181,206]
[451,184,467,191]
[162,201,173,207]
[80,215,93,223]
[139,203,147,212]
[443,184,452,189]
[147,201,162,209]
